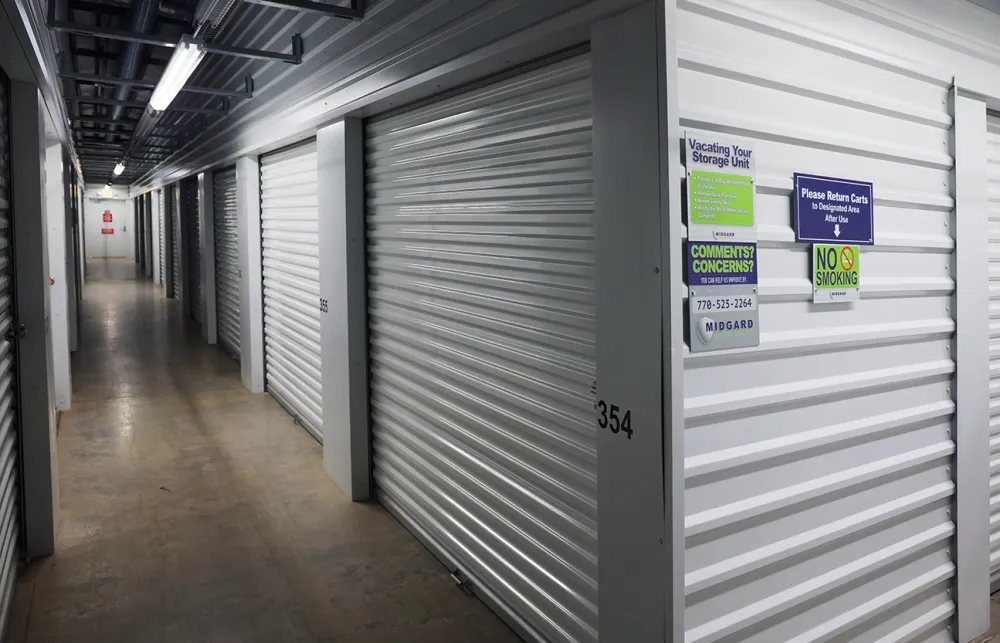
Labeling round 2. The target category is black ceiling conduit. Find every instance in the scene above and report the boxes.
[106,0,159,144]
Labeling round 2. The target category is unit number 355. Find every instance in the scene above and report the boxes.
[597,401,633,439]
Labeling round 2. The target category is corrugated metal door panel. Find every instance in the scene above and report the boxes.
[189,180,203,323]
[987,114,1000,581]
[679,4,956,643]
[366,55,596,643]
[0,72,20,636]
[213,168,240,361]
[260,141,322,439]
[145,194,152,278]
[172,185,182,301]
[158,189,164,287]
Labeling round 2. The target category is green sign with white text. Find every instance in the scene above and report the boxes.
[813,243,860,303]
[688,170,755,228]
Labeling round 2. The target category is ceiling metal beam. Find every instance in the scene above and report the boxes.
[68,96,228,115]
[74,127,188,143]
[80,154,167,162]
[70,96,147,109]
[54,21,179,47]
[242,0,364,18]
[70,48,122,61]
[70,0,128,16]
[50,18,304,63]
[60,72,254,99]
[70,116,138,127]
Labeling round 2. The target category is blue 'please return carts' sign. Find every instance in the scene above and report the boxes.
[793,173,874,245]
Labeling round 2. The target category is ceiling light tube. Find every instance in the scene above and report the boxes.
[149,36,207,112]
[113,162,125,176]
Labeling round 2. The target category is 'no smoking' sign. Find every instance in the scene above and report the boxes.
[813,244,860,304]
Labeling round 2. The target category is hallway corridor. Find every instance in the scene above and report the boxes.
[6,260,519,643]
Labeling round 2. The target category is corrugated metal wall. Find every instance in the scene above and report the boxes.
[188,179,203,323]
[171,184,182,301]
[366,55,597,643]
[145,193,153,278]
[678,2,957,642]
[0,69,19,638]
[213,168,240,361]
[988,113,1000,582]
[260,141,322,440]
[158,189,164,287]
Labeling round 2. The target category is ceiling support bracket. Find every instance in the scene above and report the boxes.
[241,0,364,19]
[48,11,305,64]
[59,72,255,99]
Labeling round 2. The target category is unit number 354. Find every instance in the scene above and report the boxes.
[597,401,633,439]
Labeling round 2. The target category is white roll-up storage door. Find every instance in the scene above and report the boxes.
[260,141,322,440]
[366,55,597,643]
[158,189,164,287]
[171,185,182,301]
[213,167,240,361]
[0,71,20,637]
[989,113,1000,583]
[188,181,203,323]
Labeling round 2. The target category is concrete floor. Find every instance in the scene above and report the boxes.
[973,593,1000,642]
[6,259,520,643]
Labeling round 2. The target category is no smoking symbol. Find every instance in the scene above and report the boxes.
[840,246,855,271]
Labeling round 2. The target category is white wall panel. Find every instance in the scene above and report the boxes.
[44,144,69,412]
[678,2,957,642]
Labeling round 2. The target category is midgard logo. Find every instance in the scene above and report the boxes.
[697,316,754,344]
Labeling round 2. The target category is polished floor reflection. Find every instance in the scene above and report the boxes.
[7,259,519,643]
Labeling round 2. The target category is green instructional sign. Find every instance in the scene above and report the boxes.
[813,243,860,303]
[688,170,755,228]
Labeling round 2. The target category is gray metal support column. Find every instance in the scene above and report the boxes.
[136,196,142,267]
[44,143,70,413]
[10,81,56,558]
[65,152,78,354]
[77,183,86,287]
[200,172,217,344]
[317,119,369,501]
[139,196,146,271]
[952,85,990,643]
[660,1,685,639]
[236,156,264,393]
[164,184,175,299]
[592,3,674,639]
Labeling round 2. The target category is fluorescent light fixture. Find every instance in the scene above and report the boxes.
[149,36,206,112]
[113,162,125,176]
